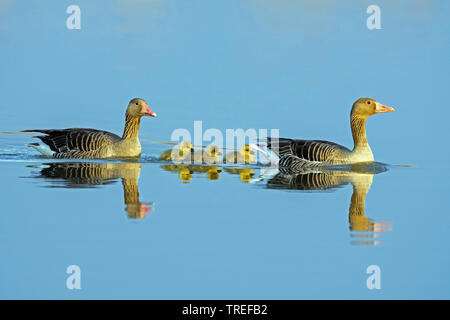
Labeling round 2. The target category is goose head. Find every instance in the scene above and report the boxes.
[351,98,394,119]
[179,140,193,152]
[126,98,157,118]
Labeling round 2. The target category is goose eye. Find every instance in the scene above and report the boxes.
[135,102,138,105]
[367,101,371,104]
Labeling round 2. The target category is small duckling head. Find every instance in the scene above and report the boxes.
[240,144,256,163]
[171,141,193,162]
[206,144,222,158]
[240,144,251,154]
[240,144,256,155]
[179,141,193,153]
[204,145,222,163]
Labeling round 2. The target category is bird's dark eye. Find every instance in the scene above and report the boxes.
[135,102,138,105]
[367,101,371,104]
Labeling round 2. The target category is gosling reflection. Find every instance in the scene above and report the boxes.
[264,163,392,245]
[31,162,153,219]
[160,164,222,182]
[224,167,256,183]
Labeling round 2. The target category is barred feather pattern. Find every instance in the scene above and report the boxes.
[260,110,378,169]
[39,162,117,186]
[267,170,348,190]
[266,137,351,169]
[35,162,146,218]
[23,128,121,159]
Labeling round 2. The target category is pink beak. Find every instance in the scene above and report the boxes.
[375,102,395,113]
[141,104,157,117]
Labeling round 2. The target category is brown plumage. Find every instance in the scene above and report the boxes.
[263,98,395,169]
[23,98,157,159]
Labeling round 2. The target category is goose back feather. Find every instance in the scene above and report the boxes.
[24,128,121,159]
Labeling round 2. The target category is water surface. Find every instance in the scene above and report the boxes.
[1,1,449,299]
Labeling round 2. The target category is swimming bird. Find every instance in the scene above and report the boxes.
[224,145,256,164]
[192,144,223,164]
[23,98,157,159]
[159,141,194,162]
[259,98,394,169]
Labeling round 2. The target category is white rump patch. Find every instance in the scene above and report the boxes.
[28,143,55,156]
[249,143,280,165]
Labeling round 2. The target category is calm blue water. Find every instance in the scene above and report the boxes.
[0,1,449,299]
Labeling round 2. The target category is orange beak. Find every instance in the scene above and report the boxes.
[375,102,395,113]
[141,104,157,117]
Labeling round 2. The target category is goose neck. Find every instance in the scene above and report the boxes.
[351,116,369,150]
[122,115,141,140]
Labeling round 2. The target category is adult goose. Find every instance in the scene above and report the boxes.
[23,98,157,159]
[259,98,394,169]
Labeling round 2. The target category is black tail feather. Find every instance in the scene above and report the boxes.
[261,137,295,156]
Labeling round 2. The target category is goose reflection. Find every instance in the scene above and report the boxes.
[30,162,153,219]
[262,162,392,245]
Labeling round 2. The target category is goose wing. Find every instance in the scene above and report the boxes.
[265,137,351,163]
[22,128,120,156]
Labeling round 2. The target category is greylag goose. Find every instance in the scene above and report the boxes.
[224,145,256,164]
[23,98,157,159]
[159,141,193,162]
[260,98,394,169]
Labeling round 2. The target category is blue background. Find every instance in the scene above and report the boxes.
[0,0,449,299]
